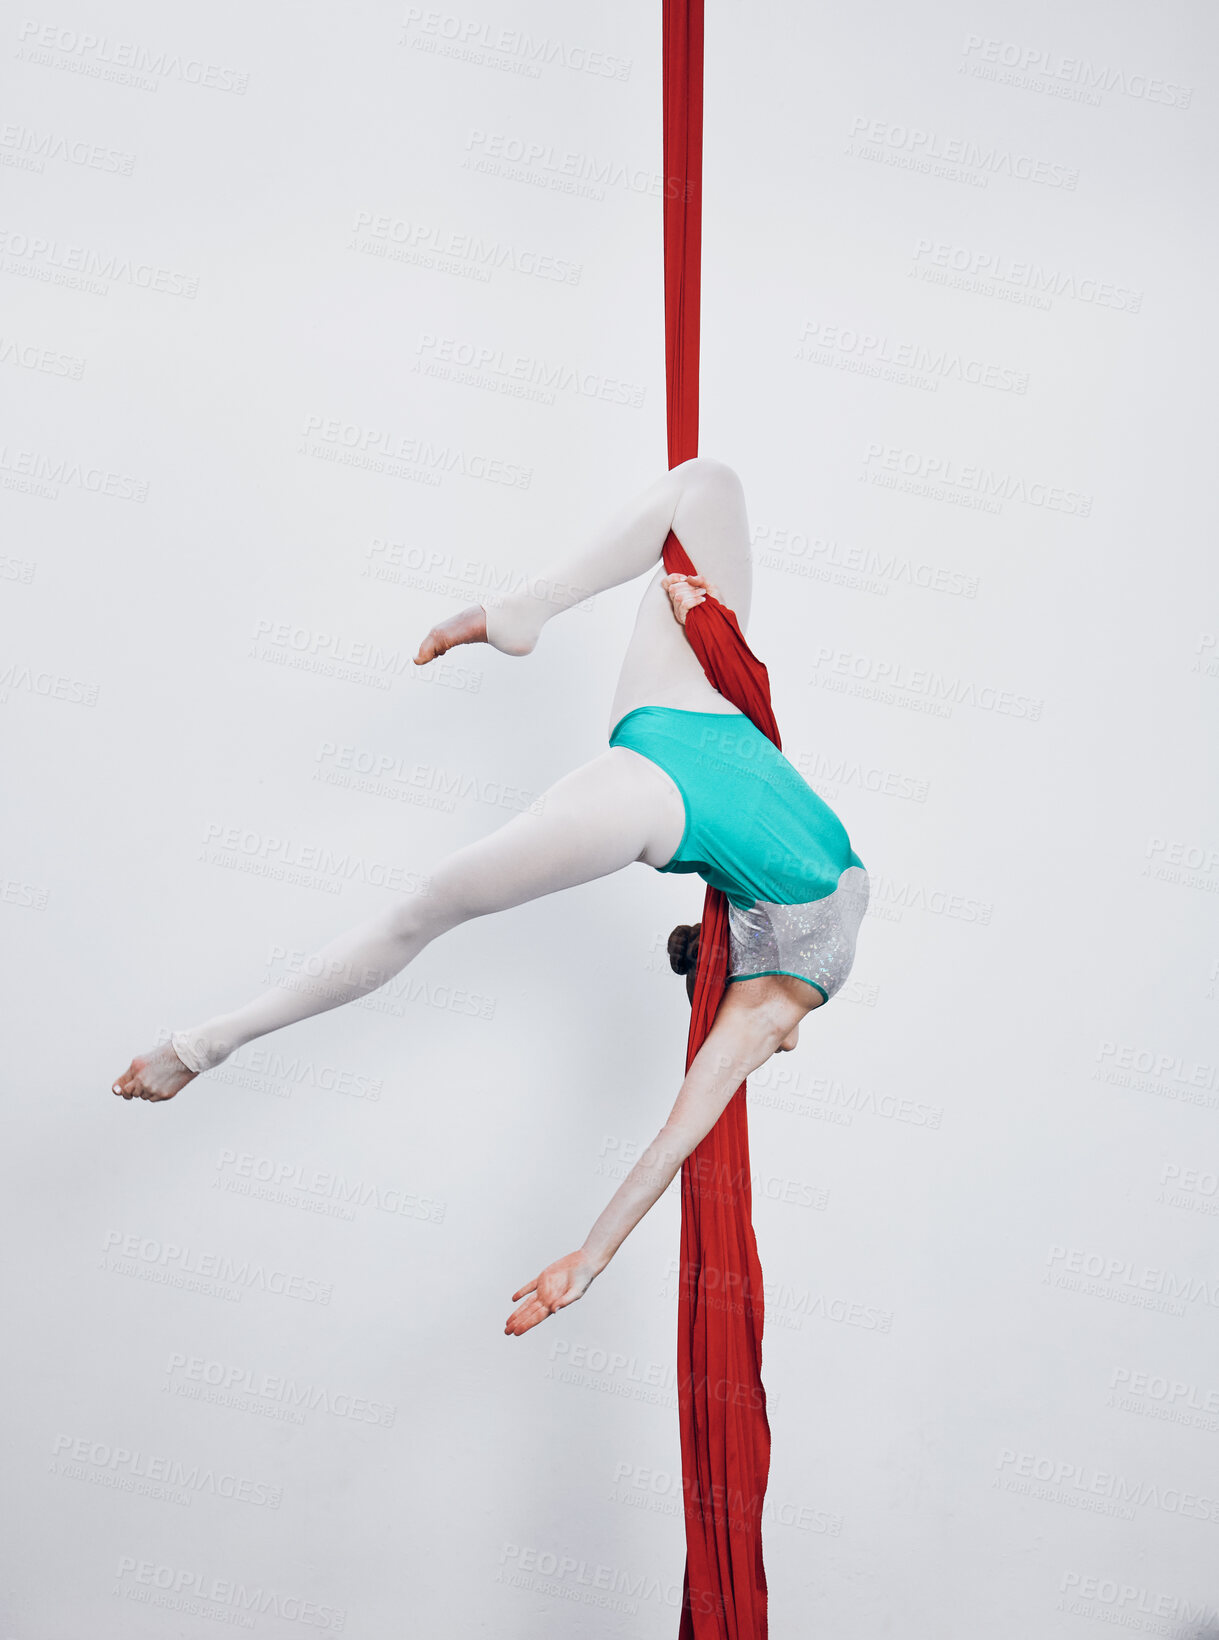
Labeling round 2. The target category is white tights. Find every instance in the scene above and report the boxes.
[171,457,753,1074]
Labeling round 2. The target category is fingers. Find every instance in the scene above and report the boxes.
[662,573,717,628]
[663,572,717,597]
[504,1295,551,1337]
[511,1279,538,1303]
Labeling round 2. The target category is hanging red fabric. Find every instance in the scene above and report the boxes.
[663,4,775,1634]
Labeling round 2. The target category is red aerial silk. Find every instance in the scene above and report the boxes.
[662,3,777,1634]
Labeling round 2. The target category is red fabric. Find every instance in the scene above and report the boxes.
[663,0,703,469]
[663,6,776,1632]
[664,536,776,1640]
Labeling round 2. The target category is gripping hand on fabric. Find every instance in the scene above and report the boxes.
[504,1250,600,1337]
[660,571,721,625]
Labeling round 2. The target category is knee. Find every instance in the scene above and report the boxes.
[404,868,479,941]
[674,455,742,501]
[380,885,457,947]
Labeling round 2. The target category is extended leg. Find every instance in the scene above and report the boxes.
[415,457,753,711]
[112,749,685,1099]
[607,458,752,731]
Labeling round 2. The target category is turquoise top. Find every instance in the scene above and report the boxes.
[608,705,863,910]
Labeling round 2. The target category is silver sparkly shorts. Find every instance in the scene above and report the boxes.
[726,866,870,1004]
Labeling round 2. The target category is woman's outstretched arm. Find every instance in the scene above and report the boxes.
[503,978,811,1337]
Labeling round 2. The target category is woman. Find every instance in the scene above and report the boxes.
[110,457,869,1338]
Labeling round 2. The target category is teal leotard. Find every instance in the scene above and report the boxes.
[608,706,864,911]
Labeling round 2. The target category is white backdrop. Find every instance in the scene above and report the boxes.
[3,1,1217,1635]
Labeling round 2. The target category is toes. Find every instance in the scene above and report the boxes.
[415,628,451,666]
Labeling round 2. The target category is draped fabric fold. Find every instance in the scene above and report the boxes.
[663,5,776,1633]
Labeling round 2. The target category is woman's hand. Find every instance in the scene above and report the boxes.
[504,1250,600,1337]
[660,572,721,626]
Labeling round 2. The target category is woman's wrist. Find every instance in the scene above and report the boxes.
[580,1242,613,1278]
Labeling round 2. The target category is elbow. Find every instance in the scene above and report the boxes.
[655,1121,699,1173]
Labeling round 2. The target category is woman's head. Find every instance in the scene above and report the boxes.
[667,922,701,1005]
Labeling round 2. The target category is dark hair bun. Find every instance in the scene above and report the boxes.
[667,922,701,975]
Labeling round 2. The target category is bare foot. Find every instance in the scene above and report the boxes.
[414,603,488,665]
[112,1041,197,1104]
[661,572,721,626]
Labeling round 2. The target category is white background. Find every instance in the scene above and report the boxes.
[2,2,1217,1636]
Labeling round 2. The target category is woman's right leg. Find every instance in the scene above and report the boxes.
[113,747,685,1099]
[606,457,753,732]
[416,456,754,733]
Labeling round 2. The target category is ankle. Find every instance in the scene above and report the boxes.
[484,596,542,656]
[170,1025,232,1074]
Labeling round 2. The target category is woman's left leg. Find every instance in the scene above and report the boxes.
[113,748,685,1100]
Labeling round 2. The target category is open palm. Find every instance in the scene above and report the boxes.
[504,1251,598,1337]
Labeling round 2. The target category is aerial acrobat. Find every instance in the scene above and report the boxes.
[110,455,869,1337]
